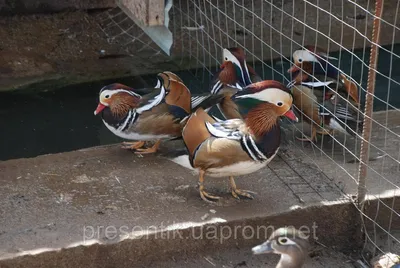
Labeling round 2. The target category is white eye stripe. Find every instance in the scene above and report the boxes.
[235,88,292,105]
[293,50,319,63]
[223,48,246,82]
[99,89,141,106]
[101,89,141,98]
[293,50,329,73]
[278,237,297,245]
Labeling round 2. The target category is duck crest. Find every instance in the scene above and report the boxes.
[304,45,328,56]
[99,83,133,93]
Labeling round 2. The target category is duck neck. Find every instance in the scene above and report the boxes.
[276,253,305,268]
[109,102,135,119]
[244,103,281,159]
[101,95,138,128]
[219,63,240,85]
[245,103,280,137]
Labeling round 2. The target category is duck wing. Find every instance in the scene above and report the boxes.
[318,94,363,136]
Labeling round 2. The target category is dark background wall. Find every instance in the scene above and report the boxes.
[0,0,115,15]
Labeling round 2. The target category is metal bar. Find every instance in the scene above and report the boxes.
[357,0,385,205]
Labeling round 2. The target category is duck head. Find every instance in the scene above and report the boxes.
[94,83,141,118]
[287,46,333,76]
[252,227,310,268]
[218,61,243,87]
[288,46,340,81]
[232,80,298,135]
[223,47,253,86]
[287,46,359,105]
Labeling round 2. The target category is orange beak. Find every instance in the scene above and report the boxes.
[283,109,298,122]
[94,103,106,115]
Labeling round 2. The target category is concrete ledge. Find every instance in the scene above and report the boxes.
[0,140,350,266]
[0,201,359,268]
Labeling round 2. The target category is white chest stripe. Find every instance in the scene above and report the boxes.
[211,80,222,94]
[242,136,258,161]
[118,109,137,132]
[248,135,268,160]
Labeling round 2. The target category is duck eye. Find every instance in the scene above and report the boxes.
[105,95,110,99]
[278,238,288,244]
[298,58,303,63]
[225,57,228,60]
[277,102,283,107]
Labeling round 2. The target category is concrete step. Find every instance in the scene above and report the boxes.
[0,140,356,267]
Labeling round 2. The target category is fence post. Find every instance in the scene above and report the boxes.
[357,0,385,205]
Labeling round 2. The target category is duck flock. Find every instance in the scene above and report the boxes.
[92,46,384,267]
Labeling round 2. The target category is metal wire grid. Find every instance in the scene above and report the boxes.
[97,0,400,262]
[170,0,400,255]
[96,7,168,62]
[173,0,400,262]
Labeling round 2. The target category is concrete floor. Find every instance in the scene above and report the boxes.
[0,110,399,267]
[148,246,355,268]
[0,140,344,254]
[287,110,400,198]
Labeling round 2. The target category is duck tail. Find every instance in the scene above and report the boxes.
[190,93,224,112]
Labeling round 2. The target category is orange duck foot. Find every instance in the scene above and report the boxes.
[121,141,145,150]
[200,189,221,204]
[198,170,221,204]
[134,140,161,154]
[230,177,256,200]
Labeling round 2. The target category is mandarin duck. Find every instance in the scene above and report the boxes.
[287,47,363,142]
[287,45,359,106]
[171,80,298,204]
[289,83,363,142]
[210,47,262,120]
[252,227,310,268]
[94,72,222,154]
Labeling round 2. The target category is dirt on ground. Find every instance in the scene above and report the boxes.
[0,11,111,77]
[0,10,172,91]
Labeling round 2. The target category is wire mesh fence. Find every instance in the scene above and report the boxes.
[98,0,400,264]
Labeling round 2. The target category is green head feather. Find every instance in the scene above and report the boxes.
[234,97,264,116]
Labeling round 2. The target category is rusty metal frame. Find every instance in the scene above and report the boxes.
[357,0,385,205]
